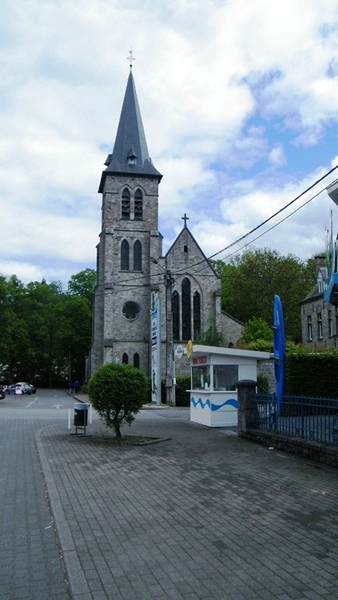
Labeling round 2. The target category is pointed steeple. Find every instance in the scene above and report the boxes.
[99,72,162,191]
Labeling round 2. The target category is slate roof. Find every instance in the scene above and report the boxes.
[99,71,162,192]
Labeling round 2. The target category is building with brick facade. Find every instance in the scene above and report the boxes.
[89,69,243,384]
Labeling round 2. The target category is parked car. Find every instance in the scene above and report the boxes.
[6,382,37,395]
[0,385,5,400]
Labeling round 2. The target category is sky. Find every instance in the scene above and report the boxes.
[2,0,338,287]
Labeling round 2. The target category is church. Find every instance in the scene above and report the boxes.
[89,67,243,397]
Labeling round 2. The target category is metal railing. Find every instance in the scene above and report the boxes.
[251,393,338,446]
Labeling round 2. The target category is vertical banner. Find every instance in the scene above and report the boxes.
[151,291,161,404]
[273,294,285,416]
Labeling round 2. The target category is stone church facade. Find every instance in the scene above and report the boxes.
[89,69,243,384]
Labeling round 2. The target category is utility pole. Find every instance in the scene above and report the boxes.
[165,269,175,406]
[150,257,175,406]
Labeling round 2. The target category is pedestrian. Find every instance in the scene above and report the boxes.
[68,381,73,394]
[74,380,80,393]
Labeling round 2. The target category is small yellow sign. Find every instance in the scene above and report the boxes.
[186,340,193,359]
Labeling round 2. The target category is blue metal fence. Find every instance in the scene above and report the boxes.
[251,393,338,446]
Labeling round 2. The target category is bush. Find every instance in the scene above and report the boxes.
[175,375,191,407]
[88,363,148,437]
[160,376,190,406]
[285,349,338,397]
[257,373,269,393]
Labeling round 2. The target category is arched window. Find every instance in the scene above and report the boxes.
[193,291,201,337]
[133,353,140,369]
[121,240,129,271]
[122,353,129,364]
[182,278,191,341]
[122,188,131,220]
[134,188,143,220]
[133,240,142,271]
[172,291,180,341]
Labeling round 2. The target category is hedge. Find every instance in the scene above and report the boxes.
[285,350,338,398]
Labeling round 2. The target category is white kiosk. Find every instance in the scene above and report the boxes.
[190,344,270,427]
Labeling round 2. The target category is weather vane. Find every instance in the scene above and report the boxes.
[127,48,135,70]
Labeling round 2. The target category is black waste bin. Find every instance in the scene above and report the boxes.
[74,402,90,427]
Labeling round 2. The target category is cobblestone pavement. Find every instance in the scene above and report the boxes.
[0,418,71,599]
[36,406,338,600]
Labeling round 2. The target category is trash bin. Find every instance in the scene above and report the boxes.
[74,402,90,427]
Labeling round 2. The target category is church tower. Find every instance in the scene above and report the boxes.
[89,67,241,394]
[89,67,163,376]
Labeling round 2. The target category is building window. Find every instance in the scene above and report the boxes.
[328,310,333,338]
[121,240,129,271]
[133,353,140,369]
[122,301,140,320]
[133,240,142,271]
[182,278,191,340]
[317,311,323,340]
[172,291,180,341]
[134,188,143,220]
[122,188,131,219]
[193,291,201,337]
[122,353,129,364]
[307,315,313,342]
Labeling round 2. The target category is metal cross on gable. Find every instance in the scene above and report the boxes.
[182,213,189,227]
[127,48,136,69]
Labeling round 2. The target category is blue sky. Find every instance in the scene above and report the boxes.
[1,0,338,286]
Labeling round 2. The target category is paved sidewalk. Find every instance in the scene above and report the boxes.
[37,404,338,600]
[0,417,71,599]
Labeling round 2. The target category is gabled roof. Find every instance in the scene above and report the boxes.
[99,71,162,192]
[165,225,219,279]
[301,284,322,303]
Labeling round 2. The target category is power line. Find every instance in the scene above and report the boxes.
[93,164,338,290]
[208,164,338,261]
[220,186,325,262]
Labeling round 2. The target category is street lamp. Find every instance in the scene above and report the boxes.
[150,258,175,406]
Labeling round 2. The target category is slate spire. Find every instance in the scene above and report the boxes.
[99,71,162,191]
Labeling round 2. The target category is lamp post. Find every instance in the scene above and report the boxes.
[150,258,175,406]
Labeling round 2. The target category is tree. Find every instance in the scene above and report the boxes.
[88,363,148,438]
[0,272,94,386]
[238,317,272,345]
[194,325,225,346]
[67,269,96,301]
[215,249,316,343]
[65,269,96,383]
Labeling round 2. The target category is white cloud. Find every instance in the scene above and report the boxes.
[1,0,338,284]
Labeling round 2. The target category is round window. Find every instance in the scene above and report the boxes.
[122,301,140,320]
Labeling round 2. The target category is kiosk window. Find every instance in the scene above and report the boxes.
[192,365,210,390]
[214,365,238,391]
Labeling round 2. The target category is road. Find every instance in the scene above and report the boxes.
[0,388,89,599]
[0,389,74,412]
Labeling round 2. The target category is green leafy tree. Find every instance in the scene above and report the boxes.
[214,249,316,343]
[238,316,272,346]
[194,325,225,347]
[0,271,94,387]
[67,269,96,300]
[64,269,96,383]
[88,363,148,438]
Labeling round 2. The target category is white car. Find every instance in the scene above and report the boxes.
[6,382,36,395]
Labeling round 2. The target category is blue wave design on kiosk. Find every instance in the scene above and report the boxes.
[191,397,238,411]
